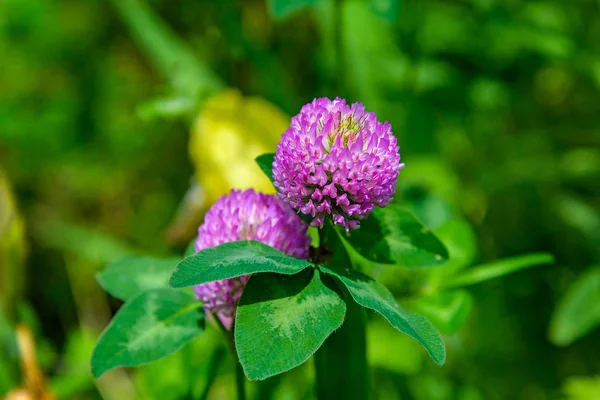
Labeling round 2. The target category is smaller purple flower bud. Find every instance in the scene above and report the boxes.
[193,189,311,330]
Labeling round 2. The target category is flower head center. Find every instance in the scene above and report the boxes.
[323,113,365,152]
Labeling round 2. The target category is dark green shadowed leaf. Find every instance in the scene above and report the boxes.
[319,265,446,366]
[345,205,449,267]
[255,153,275,184]
[97,257,180,301]
[443,253,554,289]
[183,240,197,258]
[90,289,203,378]
[268,0,321,20]
[549,267,600,346]
[235,269,346,380]
[169,240,313,288]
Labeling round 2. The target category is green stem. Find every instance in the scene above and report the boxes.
[223,320,246,400]
[314,295,369,399]
[234,354,247,400]
[198,347,226,400]
[333,0,345,95]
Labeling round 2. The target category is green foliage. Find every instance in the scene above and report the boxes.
[563,376,600,400]
[0,169,26,320]
[443,253,555,289]
[370,0,401,23]
[136,96,196,121]
[320,265,445,366]
[91,289,203,377]
[410,290,473,335]
[38,220,138,265]
[345,205,449,267]
[255,153,275,183]
[267,0,320,20]
[235,269,345,380]
[89,196,451,384]
[97,257,180,301]
[2,0,597,397]
[184,240,197,258]
[549,267,600,346]
[110,0,222,103]
[433,219,477,277]
[367,318,422,375]
[0,307,18,395]
[49,329,97,398]
[169,240,313,288]
[135,328,225,400]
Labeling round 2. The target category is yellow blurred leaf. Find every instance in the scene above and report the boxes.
[189,89,288,206]
[167,90,289,244]
[0,169,27,318]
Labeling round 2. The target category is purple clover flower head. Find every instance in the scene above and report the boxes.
[273,97,403,231]
[193,189,311,330]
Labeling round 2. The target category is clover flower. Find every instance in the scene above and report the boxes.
[193,189,311,330]
[273,97,403,231]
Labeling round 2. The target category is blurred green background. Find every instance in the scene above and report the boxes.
[1,0,599,399]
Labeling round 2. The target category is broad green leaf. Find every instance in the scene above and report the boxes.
[235,269,346,380]
[255,153,275,184]
[90,289,203,377]
[443,253,554,289]
[410,290,473,334]
[320,265,446,365]
[97,257,180,301]
[549,267,600,346]
[345,204,449,267]
[169,241,313,288]
[268,0,320,20]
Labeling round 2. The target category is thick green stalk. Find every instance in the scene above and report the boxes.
[314,292,368,399]
[198,347,225,400]
[224,319,246,400]
[233,355,247,400]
